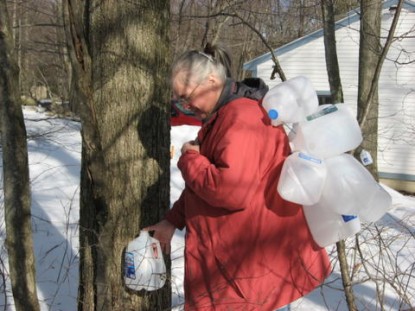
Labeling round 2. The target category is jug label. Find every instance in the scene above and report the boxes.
[125,252,136,279]
[342,215,357,222]
[151,242,159,259]
[360,149,373,166]
[306,105,338,121]
[298,152,322,164]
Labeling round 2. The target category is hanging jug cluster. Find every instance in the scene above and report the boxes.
[262,76,392,247]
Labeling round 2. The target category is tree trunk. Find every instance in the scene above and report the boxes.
[336,240,357,311]
[321,0,344,104]
[321,1,356,310]
[0,1,40,310]
[64,1,171,310]
[356,0,383,178]
[356,0,404,180]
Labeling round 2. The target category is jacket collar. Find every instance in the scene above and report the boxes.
[203,77,269,124]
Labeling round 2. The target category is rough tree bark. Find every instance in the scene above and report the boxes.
[0,1,40,310]
[64,0,171,310]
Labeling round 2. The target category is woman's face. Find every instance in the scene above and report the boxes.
[172,71,223,120]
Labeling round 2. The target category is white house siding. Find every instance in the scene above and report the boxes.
[244,1,415,191]
[378,8,415,184]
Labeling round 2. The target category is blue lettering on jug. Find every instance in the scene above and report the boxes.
[268,109,279,120]
[342,215,357,222]
[298,152,322,164]
[125,252,136,279]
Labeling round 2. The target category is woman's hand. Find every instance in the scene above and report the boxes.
[144,220,176,254]
[181,140,200,154]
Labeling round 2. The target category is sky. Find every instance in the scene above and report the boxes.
[0,107,413,310]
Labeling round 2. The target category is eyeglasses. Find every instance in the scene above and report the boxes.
[176,83,201,110]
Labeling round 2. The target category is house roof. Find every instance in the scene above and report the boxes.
[243,0,415,72]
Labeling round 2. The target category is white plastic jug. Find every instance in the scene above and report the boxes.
[303,203,361,247]
[319,154,391,221]
[278,152,327,205]
[262,76,319,126]
[290,104,363,158]
[124,231,166,291]
[358,182,392,223]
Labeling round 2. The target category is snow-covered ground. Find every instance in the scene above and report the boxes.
[0,107,414,310]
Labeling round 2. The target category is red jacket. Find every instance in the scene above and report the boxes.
[166,97,331,310]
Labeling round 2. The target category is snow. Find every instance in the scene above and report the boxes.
[0,107,414,310]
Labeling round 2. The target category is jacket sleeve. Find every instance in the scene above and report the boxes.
[178,108,275,211]
[164,190,186,230]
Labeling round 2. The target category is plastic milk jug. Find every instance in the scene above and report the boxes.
[319,154,391,221]
[358,182,392,222]
[303,203,361,247]
[124,231,166,291]
[290,104,363,158]
[262,76,319,126]
[278,152,327,205]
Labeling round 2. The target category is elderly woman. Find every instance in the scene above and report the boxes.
[147,45,331,311]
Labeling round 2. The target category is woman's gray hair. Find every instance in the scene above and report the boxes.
[172,44,232,85]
